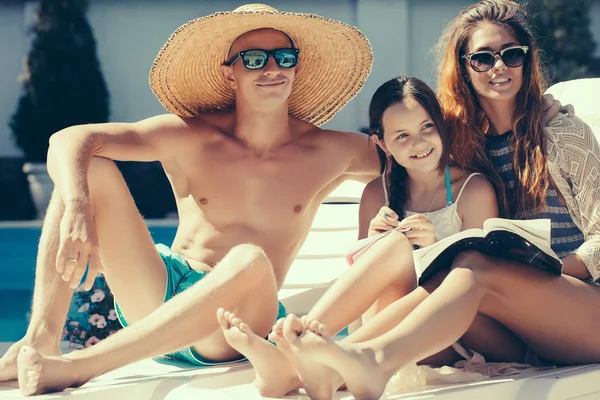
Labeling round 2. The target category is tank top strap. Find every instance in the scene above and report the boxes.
[381,164,390,206]
[454,172,483,204]
[445,165,452,206]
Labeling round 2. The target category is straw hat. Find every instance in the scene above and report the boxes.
[149,3,373,126]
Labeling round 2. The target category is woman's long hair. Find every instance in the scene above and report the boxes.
[368,76,450,218]
[435,0,548,217]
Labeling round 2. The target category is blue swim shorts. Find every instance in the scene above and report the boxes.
[115,243,287,366]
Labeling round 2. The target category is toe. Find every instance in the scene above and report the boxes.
[217,309,230,330]
[239,322,252,335]
[273,318,285,332]
[308,320,320,333]
[267,331,279,342]
[317,323,331,339]
[283,315,303,343]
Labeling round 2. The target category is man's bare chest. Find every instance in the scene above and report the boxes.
[169,149,346,227]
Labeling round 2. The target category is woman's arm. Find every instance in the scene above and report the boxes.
[545,115,600,282]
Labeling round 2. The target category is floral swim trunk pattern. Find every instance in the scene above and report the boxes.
[62,274,121,347]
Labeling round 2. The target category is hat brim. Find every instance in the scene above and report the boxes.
[149,10,373,126]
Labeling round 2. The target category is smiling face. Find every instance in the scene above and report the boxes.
[465,22,523,104]
[220,28,298,110]
[376,97,443,174]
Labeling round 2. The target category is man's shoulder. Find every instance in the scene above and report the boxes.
[142,112,233,138]
[304,125,370,148]
[289,117,366,138]
[318,127,369,140]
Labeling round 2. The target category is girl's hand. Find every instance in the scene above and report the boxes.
[368,206,399,236]
[399,214,437,248]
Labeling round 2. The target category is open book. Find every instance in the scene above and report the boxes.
[414,218,562,286]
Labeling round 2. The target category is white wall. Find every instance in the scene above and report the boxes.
[1,0,599,156]
[409,0,475,88]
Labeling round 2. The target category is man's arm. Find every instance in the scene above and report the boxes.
[541,93,575,124]
[47,113,194,289]
[47,113,190,203]
[339,131,381,183]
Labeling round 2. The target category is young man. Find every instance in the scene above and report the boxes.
[0,4,378,395]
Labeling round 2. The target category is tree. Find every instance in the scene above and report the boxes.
[525,0,598,83]
[10,0,109,162]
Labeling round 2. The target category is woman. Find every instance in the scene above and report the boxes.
[275,2,600,399]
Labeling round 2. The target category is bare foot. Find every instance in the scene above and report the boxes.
[278,314,343,400]
[0,339,60,382]
[216,308,301,397]
[17,345,89,396]
[298,318,389,400]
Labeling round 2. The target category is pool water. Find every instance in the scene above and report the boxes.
[0,289,32,342]
[0,224,177,342]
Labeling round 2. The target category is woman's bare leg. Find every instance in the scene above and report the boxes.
[341,271,526,365]
[287,251,600,399]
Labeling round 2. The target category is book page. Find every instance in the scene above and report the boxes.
[483,218,557,259]
[413,228,486,278]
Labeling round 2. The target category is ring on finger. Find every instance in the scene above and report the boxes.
[68,256,78,263]
[382,212,390,218]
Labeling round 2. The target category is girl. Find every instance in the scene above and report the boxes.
[275,1,600,399]
[287,75,500,355]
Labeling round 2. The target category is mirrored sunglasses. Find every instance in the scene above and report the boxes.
[225,48,299,70]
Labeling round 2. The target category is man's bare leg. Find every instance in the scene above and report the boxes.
[0,193,72,381]
[6,157,275,395]
[3,156,170,383]
[17,242,284,396]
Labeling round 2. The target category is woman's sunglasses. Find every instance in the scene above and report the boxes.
[462,45,529,72]
[225,48,299,70]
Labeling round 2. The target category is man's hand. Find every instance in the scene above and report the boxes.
[399,214,436,249]
[368,206,399,236]
[56,200,102,290]
[542,94,575,124]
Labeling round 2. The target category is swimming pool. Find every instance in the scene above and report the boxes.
[0,221,178,342]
